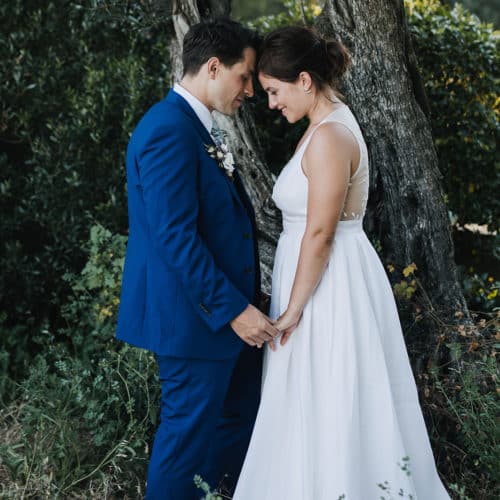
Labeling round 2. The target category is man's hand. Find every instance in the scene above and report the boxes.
[230,304,279,349]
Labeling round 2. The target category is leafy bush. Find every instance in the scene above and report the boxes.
[450,0,500,29]
[385,261,499,499]
[0,224,159,497]
[0,0,170,376]
[407,0,499,230]
[425,323,499,499]
[461,272,499,312]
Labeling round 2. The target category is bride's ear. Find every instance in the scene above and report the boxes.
[299,71,313,94]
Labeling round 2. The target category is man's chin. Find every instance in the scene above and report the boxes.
[232,100,244,112]
[215,103,240,116]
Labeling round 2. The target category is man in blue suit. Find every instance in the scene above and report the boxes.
[116,18,279,499]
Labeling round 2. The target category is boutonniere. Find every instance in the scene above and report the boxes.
[205,142,235,180]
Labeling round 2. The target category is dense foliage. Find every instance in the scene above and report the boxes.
[0,0,498,498]
[447,0,500,28]
[407,0,499,230]
[0,225,157,497]
[0,0,170,376]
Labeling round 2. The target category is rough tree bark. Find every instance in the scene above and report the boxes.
[169,0,281,294]
[316,0,468,317]
[168,0,468,322]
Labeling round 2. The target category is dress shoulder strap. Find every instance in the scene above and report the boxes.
[323,106,368,180]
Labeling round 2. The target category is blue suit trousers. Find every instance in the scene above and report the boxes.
[146,345,262,499]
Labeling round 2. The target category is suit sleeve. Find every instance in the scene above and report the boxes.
[137,123,248,332]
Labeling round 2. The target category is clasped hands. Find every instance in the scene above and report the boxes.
[230,304,302,351]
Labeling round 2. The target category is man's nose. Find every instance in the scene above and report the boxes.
[244,78,254,98]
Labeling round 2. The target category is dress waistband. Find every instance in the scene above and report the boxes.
[282,218,364,235]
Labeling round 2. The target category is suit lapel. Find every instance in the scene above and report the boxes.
[165,91,247,213]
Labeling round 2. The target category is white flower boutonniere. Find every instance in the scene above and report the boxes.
[205,142,235,180]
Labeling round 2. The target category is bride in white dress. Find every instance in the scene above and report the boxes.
[233,27,451,500]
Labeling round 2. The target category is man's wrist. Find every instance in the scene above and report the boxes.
[230,301,250,327]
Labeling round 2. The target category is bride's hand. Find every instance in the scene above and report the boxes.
[275,308,302,346]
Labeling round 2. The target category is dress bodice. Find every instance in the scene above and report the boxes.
[272,105,369,232]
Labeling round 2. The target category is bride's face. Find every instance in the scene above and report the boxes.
[259,73,309,123]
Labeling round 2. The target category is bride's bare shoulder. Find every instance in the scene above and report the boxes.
[304,121,357,172]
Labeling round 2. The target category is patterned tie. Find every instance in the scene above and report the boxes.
[210,125,224,146]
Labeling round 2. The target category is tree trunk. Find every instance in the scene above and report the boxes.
[169,0,281,294]
[316,0,468,318]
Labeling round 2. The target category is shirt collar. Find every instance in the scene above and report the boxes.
[173,83,213,133]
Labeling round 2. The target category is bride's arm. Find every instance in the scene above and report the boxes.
[275,122,355,345]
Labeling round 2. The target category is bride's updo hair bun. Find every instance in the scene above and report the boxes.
[258,26,351,90]
[324,39,351,82]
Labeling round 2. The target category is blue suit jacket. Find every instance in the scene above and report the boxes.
[116,90,259,359]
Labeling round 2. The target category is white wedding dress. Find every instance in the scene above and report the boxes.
[233,106,450,499]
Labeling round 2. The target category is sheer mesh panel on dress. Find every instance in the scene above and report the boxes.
[332,117,369,221]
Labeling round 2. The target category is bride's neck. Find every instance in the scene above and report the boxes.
[307,91,341,125]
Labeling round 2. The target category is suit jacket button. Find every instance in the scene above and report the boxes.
[244,232,252,240]
[245,266,253,274]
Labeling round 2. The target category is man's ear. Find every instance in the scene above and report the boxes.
[207,56,220,80]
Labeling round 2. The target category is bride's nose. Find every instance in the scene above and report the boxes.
[268,95,278,109]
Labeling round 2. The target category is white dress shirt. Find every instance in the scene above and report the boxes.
[173,83,213,134]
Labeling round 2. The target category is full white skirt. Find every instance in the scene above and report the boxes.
[233,220,450,500]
